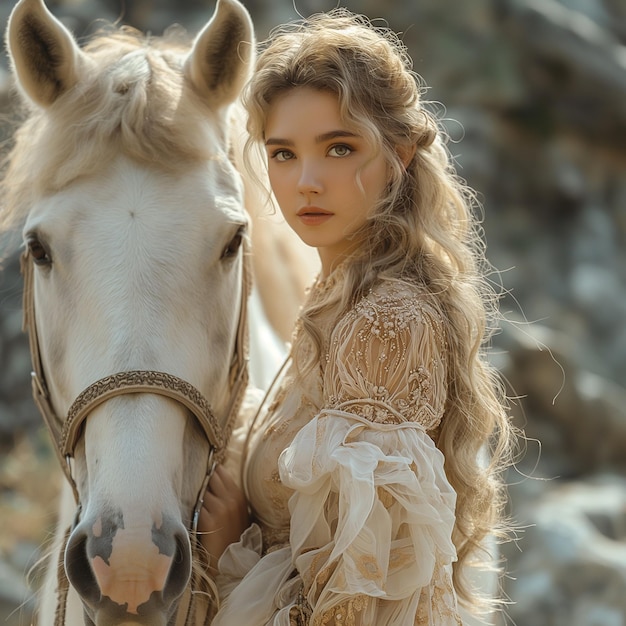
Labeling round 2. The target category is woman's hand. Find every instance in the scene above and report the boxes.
[198,464,250,573]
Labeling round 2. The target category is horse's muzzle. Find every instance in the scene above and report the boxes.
[64,511,192,625]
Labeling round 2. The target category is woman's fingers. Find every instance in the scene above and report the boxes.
[210,464,243,497]
[205,464,230,498]
[197,464,250,571]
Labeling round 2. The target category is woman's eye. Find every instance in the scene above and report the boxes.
[328,144,352,157]
[272,149,294,162]
[27,237,52,266]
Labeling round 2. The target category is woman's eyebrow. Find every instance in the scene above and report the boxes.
[315,130,359,143]
[265,130,359,147]
[265,137,293,147]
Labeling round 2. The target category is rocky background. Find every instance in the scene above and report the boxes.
[0,0,625,624]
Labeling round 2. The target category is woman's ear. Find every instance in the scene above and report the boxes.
[397,144,417,169]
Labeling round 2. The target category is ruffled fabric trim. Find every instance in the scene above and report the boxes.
[214,411,461,625]
[283,411,459,623]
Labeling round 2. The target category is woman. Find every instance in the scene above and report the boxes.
[200,9,514,625]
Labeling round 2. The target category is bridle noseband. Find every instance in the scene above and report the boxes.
[21,247,251,624]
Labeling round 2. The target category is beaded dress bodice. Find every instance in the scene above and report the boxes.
[244,277,447,550]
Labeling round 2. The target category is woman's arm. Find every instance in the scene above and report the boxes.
[281,283,461,625]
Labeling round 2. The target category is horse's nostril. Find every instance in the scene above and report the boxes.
[65,530,101,607]
[163,531,192,605]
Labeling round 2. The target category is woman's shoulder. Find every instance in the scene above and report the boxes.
[333,275,446,345]
[359,276,444,322]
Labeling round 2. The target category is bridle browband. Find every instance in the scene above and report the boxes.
[21,245,251,624]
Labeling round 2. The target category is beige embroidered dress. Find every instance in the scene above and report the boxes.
[214,277,462,625]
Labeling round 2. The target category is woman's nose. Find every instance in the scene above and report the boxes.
[296,160,323,195]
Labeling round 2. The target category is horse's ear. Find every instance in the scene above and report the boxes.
[6,0,86,108]
[184,0,255,110]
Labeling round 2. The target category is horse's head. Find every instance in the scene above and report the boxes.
[5,0,254,622]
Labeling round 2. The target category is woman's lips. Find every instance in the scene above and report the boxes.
[297,207,333,226]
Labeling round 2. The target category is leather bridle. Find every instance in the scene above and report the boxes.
[21,245,251,625]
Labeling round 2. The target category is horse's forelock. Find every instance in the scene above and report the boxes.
[1,28,230,237]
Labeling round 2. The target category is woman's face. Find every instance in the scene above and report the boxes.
[263,87,388,275]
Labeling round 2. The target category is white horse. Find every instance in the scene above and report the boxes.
[2,0,313,624]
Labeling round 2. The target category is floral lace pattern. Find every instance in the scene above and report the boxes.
[312,595,370,626]
[414,554,463,625]
[324,280,447,431]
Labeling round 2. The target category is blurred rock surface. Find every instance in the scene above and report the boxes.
[1,0,625,624]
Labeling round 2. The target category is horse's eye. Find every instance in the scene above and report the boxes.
[221,228,245,260]
[27,237,52,266]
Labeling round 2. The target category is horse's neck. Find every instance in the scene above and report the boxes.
[247,284,288,390]
[246,203,318,344]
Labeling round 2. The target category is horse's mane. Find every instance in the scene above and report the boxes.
[1,26,229,235]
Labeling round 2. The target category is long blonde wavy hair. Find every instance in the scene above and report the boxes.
[243,9,515,615]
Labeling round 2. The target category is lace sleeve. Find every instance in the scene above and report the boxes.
[278,281,461,625]
[323,280,447,431]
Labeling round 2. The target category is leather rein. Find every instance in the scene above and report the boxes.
[21,246,251,625]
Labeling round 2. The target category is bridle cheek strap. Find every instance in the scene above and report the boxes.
[21,252,75,491]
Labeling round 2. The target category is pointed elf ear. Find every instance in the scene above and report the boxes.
[397,143,417,169]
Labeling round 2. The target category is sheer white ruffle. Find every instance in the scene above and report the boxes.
[214,410,460,625]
